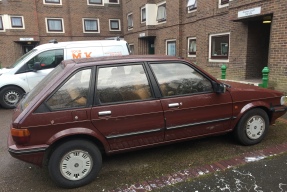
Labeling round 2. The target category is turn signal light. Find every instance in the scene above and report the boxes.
[11,128,30,145]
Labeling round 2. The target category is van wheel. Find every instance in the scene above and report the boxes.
[234,108,269,145]
[48,140,102,188]
[0,86,24,109]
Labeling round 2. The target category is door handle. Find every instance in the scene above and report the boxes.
[168,103,179,108]
[98,111,112,116]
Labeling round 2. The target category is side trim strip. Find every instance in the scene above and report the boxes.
[167,117,232,130]
[8,147,47,155]
[106,128,163,139]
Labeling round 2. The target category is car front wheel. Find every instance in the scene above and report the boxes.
[234,108,269,145]
[48,140,102,188]
[0,86,24,109]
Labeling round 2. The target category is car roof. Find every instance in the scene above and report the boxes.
[63,55,184,66]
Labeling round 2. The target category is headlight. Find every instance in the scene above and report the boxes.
[281,96,287,106]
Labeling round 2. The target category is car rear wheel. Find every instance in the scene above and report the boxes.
[0,86,24,109]
[48,140,102,188]
[234,108,269,145]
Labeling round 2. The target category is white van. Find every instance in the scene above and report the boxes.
[0,39,130,109]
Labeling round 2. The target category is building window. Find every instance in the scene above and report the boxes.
[188,37,196,57]
[187,0,197,12]
[157,2,166,23]
[109,0,119,3]
[0,16,3,30]
[129,44,134,55]
[209,33,230,60]
[220,0,229,5]
[46,18,64,33]
[109,19,120,31]
[141,7,146,23]
[166,40,176,56]
[127,13,133,30]
[44,0,61,4]
[88,0,103,5]
[11,16,24,28]
[83,18,99,33]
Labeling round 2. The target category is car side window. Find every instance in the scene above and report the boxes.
[150,63,212,97]
[97,64,152,103]
[26,49,64,70]
[46,69,91,110]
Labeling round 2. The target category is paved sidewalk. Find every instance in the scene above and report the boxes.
[111,118,287,192]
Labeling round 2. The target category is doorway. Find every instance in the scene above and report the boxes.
[245,15,272,79]
[138,37,155,55]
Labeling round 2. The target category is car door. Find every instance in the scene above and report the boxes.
[149,62,233,141]
[91,63,165,151]
[16,49,64,90]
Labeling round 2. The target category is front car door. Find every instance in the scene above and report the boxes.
[91,63,165,151]
[149,62,233,141]
[16,49,64,91]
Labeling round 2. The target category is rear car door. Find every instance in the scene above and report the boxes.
[91,63,165,151]
[149,62,233,141]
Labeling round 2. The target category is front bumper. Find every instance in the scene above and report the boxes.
[7,134,48,167]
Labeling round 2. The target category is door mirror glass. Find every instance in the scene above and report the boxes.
[33,62,41,71]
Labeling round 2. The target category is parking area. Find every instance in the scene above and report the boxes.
[1,107,287,191]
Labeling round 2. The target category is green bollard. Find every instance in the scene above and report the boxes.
[261,67,270,88]
[221,64,227,79]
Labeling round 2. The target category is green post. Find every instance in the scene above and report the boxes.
[0,62,1,69]
[221,64,227,79]
[259,67,270,88]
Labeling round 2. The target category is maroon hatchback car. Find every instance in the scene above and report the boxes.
[8,56,287,188]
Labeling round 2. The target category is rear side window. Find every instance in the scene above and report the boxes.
[26,49,64,71]
[46,69,92,110]
[97,64,152,103]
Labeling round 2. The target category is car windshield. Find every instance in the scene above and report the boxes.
[21,63,65,110]
[9,49,37,68]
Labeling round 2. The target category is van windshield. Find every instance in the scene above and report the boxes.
[21,63,65,110]
[9,49,37,68]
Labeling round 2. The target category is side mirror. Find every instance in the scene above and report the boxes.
[213,82,226,93]
[33,62,41,71]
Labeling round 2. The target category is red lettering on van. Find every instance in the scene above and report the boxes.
[84,52,92,58]
[71,50,82,59]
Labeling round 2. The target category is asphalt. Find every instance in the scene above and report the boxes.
[111,116,287,192]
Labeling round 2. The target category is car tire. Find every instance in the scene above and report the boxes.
[234,108,269,145]
[0,86,24,109]
[48,140,102,188]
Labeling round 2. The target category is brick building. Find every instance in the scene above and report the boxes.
[0,0,286,93]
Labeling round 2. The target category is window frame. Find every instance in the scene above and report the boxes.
[108,0,119,4]
[187,0,197,13]
[129,44,135,55]
[209,32,230,62]
[83,18,100,33]
[156,2,166,23]
[166,39,176,56]
[141,6,146,23]
[0,16,3,31]
[10,16,24,29]
[43,0,61,5]
[46,18,64,33]
[87,0,104,6]
[219,0,229,8]
[109,19,121,31]
[127,13,133,30]
[187,37,196,57]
